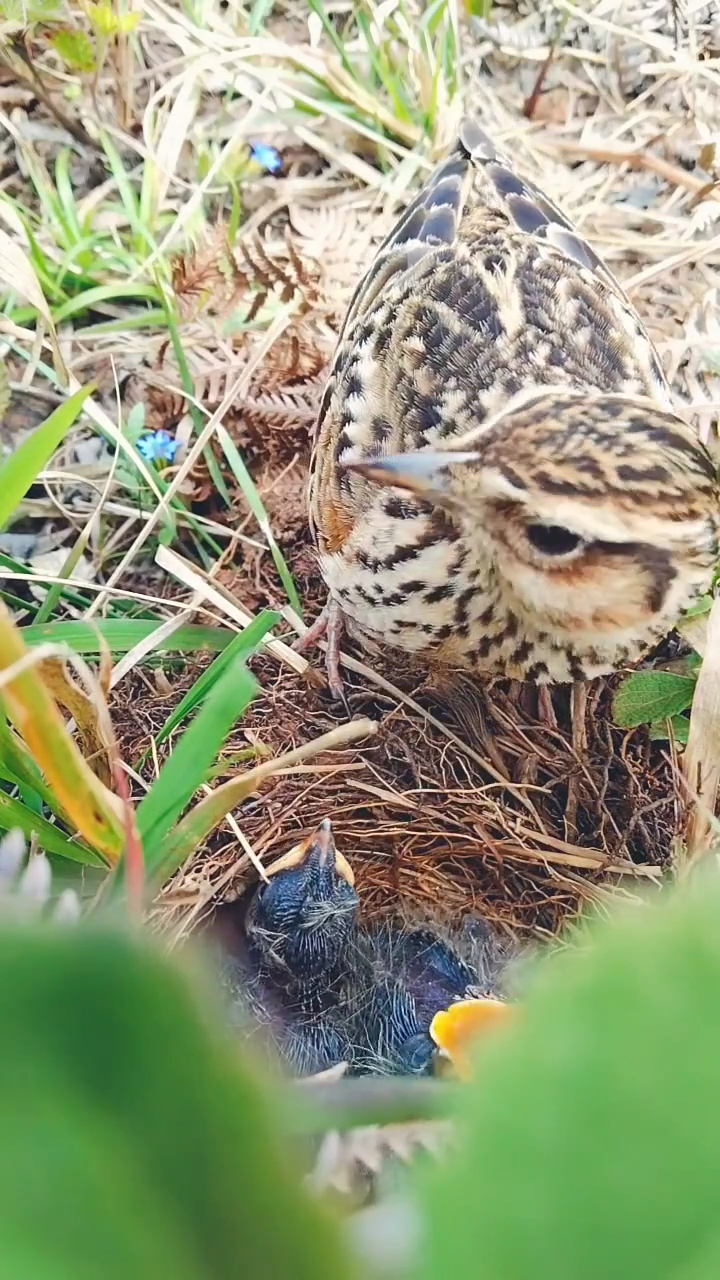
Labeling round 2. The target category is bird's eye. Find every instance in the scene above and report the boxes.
[526,524,582,556]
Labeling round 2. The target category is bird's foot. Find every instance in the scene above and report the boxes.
[294,598,346,701]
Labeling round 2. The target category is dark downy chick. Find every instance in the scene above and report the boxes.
[220,822,518,1078]
[220,820,360,1076]
[353,915,517,1075]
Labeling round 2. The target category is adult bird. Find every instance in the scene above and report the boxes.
[299,119,718,723]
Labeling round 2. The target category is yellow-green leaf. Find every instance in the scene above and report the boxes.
[87,1,120,36]
[117,9,142,32]
[51,28,97,71]
[0,603,124,864]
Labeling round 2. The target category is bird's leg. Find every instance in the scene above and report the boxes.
[294,597,346,701]
[537,684,559,731]
[570,680,588,756]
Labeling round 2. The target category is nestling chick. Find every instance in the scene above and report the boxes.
[221,820,360,1076]
[357,917,515,1076]
[220,821,516,1078]
[301,119,719,694]
[244,818,359,984]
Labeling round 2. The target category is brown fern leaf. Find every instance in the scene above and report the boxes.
[234,230,324,318]
[254,326,330,386]
[171,226,246,322]
[171,230,227,317]
[188,365,323,426]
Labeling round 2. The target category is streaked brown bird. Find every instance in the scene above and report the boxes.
[300,119,719,701]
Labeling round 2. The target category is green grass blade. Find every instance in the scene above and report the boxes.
[158,280,233,508]
[144,664,260,888]
[216,425,302,613]
[0,603,121,864]
[135,656,261,880]
[73,310,167,336]
[247,0,275,33]
[306,0,357,76]
[0,384,95,532]
[146,609,279,755]
[51,233,121,290]
[154,719,377,884]
[33,525,96,625]
[53,147,84,245]
[52,284,160,323]
[0,791,103,865]
[98,131,156,253]
[20,147,73,252]
[22,619,236,655]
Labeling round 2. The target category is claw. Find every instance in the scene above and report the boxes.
[294,598,347,702]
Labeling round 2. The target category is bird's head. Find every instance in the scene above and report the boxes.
[246,820,359,982]
[344,391,719,676]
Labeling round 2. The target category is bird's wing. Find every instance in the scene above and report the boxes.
[338,119,664,386]
[338,139,477,342]
[455,121,662,373]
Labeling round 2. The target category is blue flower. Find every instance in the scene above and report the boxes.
[249,141,283,174]
[136,430,180,464]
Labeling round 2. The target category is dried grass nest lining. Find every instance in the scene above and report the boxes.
[149,648,678,944]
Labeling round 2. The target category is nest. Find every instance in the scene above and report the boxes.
[140,526,681,948]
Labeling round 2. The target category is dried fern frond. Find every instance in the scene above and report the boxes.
[307,1120,453,1198]
[170,225,245,322]
[235,228,324,322]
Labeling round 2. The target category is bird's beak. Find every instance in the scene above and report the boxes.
[266,819,356,887]
[430,997,513,1079]
[343,450,480,499]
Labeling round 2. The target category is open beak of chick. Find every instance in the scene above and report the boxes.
[265,818,355,888]
[430,997,513,1079]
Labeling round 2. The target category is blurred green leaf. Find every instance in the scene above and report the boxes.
[0,384,94,532]
[87,1,122,36]
[0,791,101,864]
[683,594,713,619]
[0,0,65,29]
[612,669,697,728]
[419,870,720,1280]
[0,924,352,1279]
[52,284,159,323]
[51,29,96,71]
